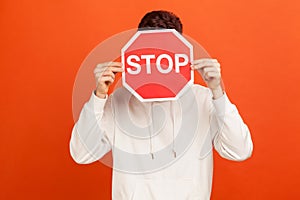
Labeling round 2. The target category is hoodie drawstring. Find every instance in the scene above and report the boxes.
[149,102,154,159]
[149,101,177,159]
[171,101,177,158]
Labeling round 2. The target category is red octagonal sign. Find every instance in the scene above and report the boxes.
[121,29,193,102]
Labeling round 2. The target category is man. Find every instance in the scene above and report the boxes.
[70,10,253,200]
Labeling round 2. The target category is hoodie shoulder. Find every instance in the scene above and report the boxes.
[191,84,212,98]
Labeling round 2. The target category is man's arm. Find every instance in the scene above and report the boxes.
[192,58,253,161]
[70,93,113,164]
[210,93,253,161]
[69,62,123,164]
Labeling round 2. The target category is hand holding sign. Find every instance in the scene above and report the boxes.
[191,58,223,99]
[94,62,123,98]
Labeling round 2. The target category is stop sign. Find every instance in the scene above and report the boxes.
[121,29,193,102]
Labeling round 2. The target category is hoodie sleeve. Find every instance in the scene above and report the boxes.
[210,93,253,161]
[69,92,114,164]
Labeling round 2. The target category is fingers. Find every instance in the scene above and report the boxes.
[191,58,221,83]
[192,58,218,64]
[94,61,123,81]
[93,62,123,97]
[101,70,115,81]
[96,69,116,85]
[97,69,116,87]
[99,75,114,86]
[191,58,220,70]
[94,62,123,74]
[191,58,220,75]
[202,65,221,75]
[202,67,221,81]
[96,62,123,69]
[203,71,220,81]
[96,62,123,70]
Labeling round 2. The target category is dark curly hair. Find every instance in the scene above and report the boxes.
[138,10,183,34]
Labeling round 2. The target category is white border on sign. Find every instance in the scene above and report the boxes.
[121,29,194,102]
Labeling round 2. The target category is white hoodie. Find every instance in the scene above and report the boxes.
[70,84,253,200]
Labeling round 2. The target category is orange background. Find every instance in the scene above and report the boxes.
[1,0,300,199]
